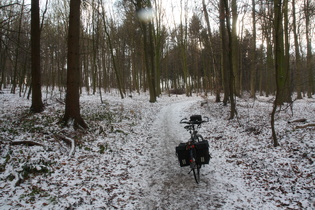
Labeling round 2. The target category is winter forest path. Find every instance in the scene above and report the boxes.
[134,98,230,209]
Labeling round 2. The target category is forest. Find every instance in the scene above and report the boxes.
[1,0,314,100]
[0,0,315,209]
[1,0,314,147]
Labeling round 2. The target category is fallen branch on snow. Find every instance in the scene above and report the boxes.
[10,141,44,147]
[295,123,315,129]
[288,118,307,123]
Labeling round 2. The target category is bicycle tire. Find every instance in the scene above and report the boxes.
[193,164,201,184]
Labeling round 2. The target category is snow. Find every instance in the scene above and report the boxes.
[0,89,314,209]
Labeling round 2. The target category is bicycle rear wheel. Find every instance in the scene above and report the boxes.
[192,164,201,184]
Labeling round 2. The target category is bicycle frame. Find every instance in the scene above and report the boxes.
[179,115,209,183]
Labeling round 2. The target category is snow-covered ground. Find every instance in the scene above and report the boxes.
[0,89,314,209]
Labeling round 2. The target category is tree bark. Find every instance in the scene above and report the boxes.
[250,0,256,99]
[11,0,25,94]
[63,0,88,129]
[30,0,44,113]
[283,0,291,102]
[220,0,230,105]
[202,0,221,102]
[292,0,302,99]
[271,0,284,147]
[231,0,240,97]
[135,0,157,102]
[100,6,125,99]
[223,0,236,119]
[305,0,313,98]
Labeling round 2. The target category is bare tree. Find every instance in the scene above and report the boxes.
[202,0,221,102]
[250,0,256,99]
[222,0,236,119]
[305,0,314,98]
[11,0,25,94]
[292,0,302,99]
[271,0,284,147]
[30,0,44,113]
[134,0,157,102]
[220,0,230,105]
[63,0,88,129]
[231,0,240,97]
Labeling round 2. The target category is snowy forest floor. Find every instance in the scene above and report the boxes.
[0,89,314,209]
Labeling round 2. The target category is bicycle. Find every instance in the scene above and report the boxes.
[176,115,210,184]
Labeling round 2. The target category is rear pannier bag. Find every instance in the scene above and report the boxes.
[195,140,210,164]
[176,143,190,167]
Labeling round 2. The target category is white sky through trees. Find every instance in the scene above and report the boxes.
[21,0,313,54]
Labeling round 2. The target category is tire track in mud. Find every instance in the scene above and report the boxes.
[138,99,228,209]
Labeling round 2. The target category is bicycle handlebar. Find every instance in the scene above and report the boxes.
[180,116,209,125]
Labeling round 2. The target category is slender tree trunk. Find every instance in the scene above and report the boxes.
[292,0,302,99]
[250,0,257,98]
[0,40,6,90]
[265,3,274,97]
[271,0,284,147]
[231,0,240,97]
[30,0,44,113]
[283,0,291,102]
[92,0,100,95]
[11,0,25,94]
[274,0,286,105]
[180,24,189,96]
[142,21,156,102]
[148,22,157,101]
[100,5,125,99]
[220,0,230,105]
[305,0,313,98]
[202,0,221,102]
[135,0,157,102]
[223,0,236,119]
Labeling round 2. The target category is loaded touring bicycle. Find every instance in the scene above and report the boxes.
[176,115,211,184]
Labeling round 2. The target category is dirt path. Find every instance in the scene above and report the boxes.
[135,100,229,209]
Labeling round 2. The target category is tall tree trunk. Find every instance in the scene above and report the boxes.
[274,0,286,104]
[148,21,157,101]
[92,2,98,95]
[292,0,302,99]
[100,4,125,99]
[142,21,157,102]
[223,0,236,119]
[153,0,163,96]
[135,0,157,102]
[305,0,313,98]
[263,1,274,97]
[202,0,221,102]
[231,0,240,97]
[179,2,190,97]
[271,0,284,147]
[11,0,25,94]
[0,40,6,90]
[250,0,257,98]
[283,0,291,102]
[30,0,44,113]
[220,0,230,105]
[63,0,88,129]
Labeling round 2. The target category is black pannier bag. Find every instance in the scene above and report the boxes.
[195,140,210,164]
[176,143,190,167]
[190,115,202,123]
